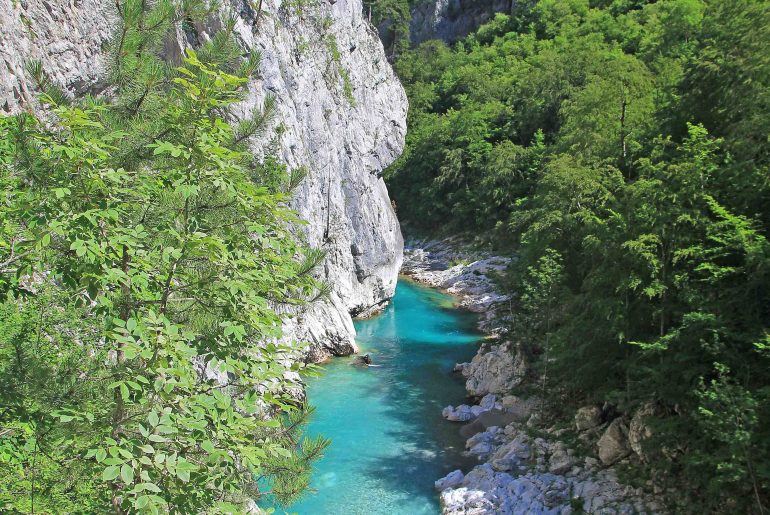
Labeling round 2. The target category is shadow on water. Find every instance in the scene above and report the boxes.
[356,340,481,505]
[284,280,483,514]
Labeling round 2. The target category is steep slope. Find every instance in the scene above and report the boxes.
[410,0,514,44]
[0,0,408,362]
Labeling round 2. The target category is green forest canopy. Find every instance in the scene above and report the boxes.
[386,0,770,512]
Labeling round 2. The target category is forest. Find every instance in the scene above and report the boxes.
[385,0,770,512]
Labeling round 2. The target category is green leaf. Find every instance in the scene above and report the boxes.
[120,463,134,484]
[102,465,120,482]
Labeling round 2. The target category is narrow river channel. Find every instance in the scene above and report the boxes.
[286,279,482,514]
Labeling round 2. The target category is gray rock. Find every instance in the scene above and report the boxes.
[443,404,475,422]
[597,418,632,465]
[548,448,574,475]
[435,469,465,491]
[575,405,603,431]
[489,433,531,472]
[464,342,527,396]
[480,393,497,410]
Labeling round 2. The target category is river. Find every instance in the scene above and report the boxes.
[286,279,482,514]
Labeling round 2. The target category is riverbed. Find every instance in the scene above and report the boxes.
[287,279,482,514]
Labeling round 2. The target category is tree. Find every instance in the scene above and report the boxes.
[0,1,328,511]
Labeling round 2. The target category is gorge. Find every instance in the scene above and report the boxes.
[2,0,769,513]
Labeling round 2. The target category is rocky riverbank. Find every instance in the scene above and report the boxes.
[401,239,664,515]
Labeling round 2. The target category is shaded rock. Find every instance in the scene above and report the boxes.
[500,395,537,422]
[443,404,474,422]
[629,402,661,462]
[575,405,603,431]
[597,418,632,465]
[409,0,515,45]
[435,469,464,491]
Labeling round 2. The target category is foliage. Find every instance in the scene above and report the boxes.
[0,0,328,512]
[387,0,770,511]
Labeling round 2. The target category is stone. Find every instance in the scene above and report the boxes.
[500,395,537,422]
[443,404,474,422]
[435,469,464,491]
[479,393,497,410]
[489,433,531,472]
[466,427,500,459]
[464,342,527,396]
[548,448,574,475]
[629,402,661,462]
[575,405,603,431]
[597,418,632,465]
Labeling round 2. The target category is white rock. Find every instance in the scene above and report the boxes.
[464,342,527,396]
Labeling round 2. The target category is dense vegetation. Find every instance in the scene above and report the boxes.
[0,0,327,512]
[363,0,418,57]
[386,0,770,512]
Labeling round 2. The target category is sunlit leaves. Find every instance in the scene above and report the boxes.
[0,51,326,514]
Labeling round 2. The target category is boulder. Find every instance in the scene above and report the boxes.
[501,395,537,422]
[489,433,532,472]
[575,405,603,431]
[460,409,521,439]
[597,418,632,465]
[442,404,474,422]
[466,427,501,458]
[464,342,527,396]
[548,447,575,475]
[434,469,465,491]
[629,402,660,462]
[479,393,497,410]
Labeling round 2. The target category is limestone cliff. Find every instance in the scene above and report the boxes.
[0,0,408,362]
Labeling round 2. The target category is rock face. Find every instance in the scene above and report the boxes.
[0,0,408,362]
[410,0,515,45]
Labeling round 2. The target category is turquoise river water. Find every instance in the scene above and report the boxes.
[283,279,482,515]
